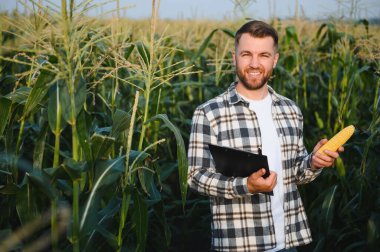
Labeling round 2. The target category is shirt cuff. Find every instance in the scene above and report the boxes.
[307,153,323,173]
[233,177,252,196]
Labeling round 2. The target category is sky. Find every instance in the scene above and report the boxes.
[1,0,379,21]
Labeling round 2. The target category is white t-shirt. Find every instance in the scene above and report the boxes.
[241,93,285,251]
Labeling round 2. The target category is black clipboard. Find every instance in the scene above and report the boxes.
[208,144,273,195]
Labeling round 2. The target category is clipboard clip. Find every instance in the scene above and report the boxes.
[258,148,262,155]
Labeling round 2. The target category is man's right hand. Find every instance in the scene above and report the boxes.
[247,169,277,194]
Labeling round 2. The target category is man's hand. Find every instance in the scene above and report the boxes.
[311,139,344,169]
[247,169,277,194]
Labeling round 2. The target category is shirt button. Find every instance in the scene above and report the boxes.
[286,226,290,231]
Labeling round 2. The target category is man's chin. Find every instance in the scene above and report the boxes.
[240,81,266,91]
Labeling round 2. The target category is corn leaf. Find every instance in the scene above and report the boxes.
[48,80,68,134]
[123,43,135,60]
[83,198,120,251]
[60,77,86,125]
[94,225,118,250]
[32,123,48,170]
[0,97,12,136]
[15,184,40,226]
[320,185,338,233]
[91,133,115,161]
[94,157,125,189]
[77,110,93,167]
[80,156,125,231]
[190,29,218,63]
[132,190,148,252]
[0,183,21,195]
[22,71,53,119]
[4,87,31,105]
[138,167,161,202]
[44,166,71,181]
[285,26,300,45]
[147,114,188,207]
[27,170,58,200]
[111,109,131,139]
[62,158,87,181]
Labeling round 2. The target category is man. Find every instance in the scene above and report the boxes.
[187,20,343,252]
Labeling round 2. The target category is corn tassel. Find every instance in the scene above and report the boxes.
[318,125,355,155]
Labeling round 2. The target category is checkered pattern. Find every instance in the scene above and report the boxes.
[187,82,322,251]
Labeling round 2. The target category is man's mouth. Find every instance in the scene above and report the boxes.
[246,69,262,77]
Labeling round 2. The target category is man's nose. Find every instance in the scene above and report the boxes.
[249,55,259,68]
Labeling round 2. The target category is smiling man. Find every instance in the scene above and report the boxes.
[187,20,343,251]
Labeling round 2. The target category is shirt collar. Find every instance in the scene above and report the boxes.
[227,82,282,105]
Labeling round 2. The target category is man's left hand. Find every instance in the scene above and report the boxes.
[311,139,344,169]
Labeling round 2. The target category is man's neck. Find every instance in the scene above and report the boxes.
[236,82,269,100]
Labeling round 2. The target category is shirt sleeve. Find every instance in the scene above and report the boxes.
[187,107,251,199]
[293,111,322,184]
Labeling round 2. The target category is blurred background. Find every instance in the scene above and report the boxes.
[1,0,380,20]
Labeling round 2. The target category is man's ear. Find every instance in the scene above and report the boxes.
[273,52,279,68]
[232,52,236,66]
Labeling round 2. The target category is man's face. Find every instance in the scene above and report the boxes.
[233,34,279,91]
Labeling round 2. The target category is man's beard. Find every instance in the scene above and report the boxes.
[236,66,273,91]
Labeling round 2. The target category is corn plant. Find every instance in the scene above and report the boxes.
[0,0,190,251]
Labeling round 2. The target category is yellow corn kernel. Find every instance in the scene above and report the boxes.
[318,125,355,155]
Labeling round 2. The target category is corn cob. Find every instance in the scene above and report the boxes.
[318,125,355,155]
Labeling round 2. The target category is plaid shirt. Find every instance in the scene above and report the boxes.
[187,82,322,251]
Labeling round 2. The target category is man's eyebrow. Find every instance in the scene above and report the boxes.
[239,50,251,55]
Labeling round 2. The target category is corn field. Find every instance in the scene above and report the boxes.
[0,0,379,251]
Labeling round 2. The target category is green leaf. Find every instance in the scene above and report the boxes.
[147,114,188,207]
[4,86,31,104]
[80,156,125,231]
[63,158,87,180]
[132,191,148,252]
[191,29,218,63]
[335,156,345,177]
[0,183,21,195]
[221,28,235,38]
[314,111,324,129]
[320,185,338,233]
[0,97,12,136]
[22,71,54,119]
[77,110,93,167]
[15,184,40,226]
[33,123,49,170]
[128,150,150,165]
[91,133,115,160]
[60,77,86,125]
[340,65,370,117]
[151,201,171,250]
[94,157,125,188]
[111,109,131,139]
[124,44,135,60]
[48,80,68,134]
[44,167,71,181]
[94,225,118,250]
[285,25,300,45]
[27,170,58,200]
[138,167,160,202]
[84,198,120,251]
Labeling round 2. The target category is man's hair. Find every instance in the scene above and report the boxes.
[235,20,278,49]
